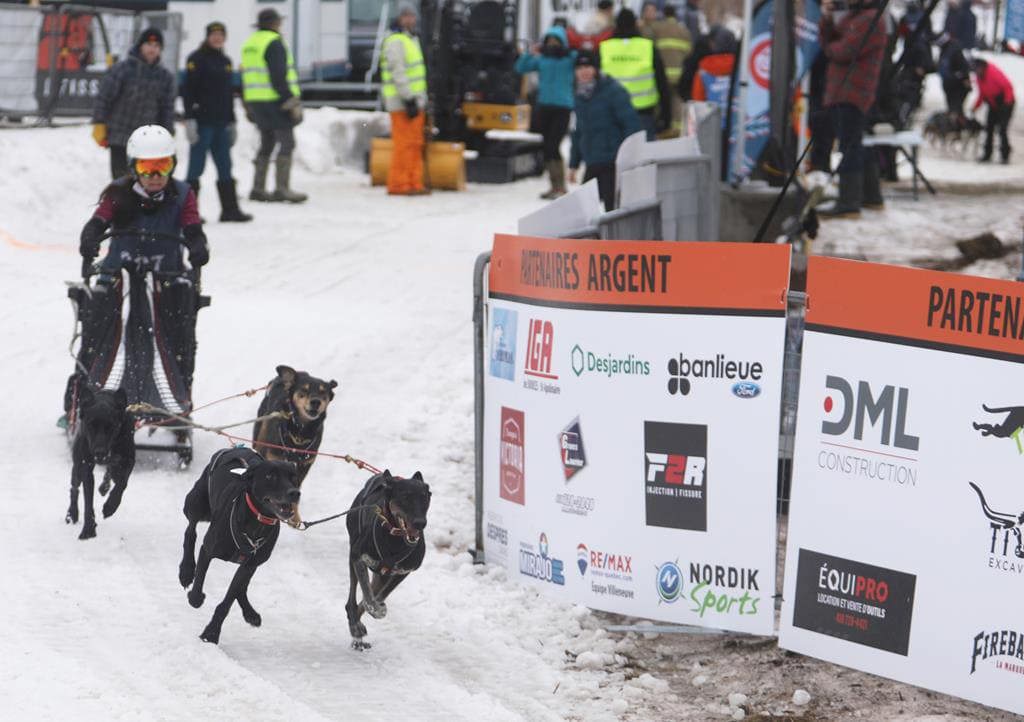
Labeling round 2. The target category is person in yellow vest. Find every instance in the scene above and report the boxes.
[240,8,307,203]
[600,9,672,140]
[641,3,692,134]
[382,4,429,195]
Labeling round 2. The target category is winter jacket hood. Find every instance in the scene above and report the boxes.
[515,32,576,109]
[544,26,568,47]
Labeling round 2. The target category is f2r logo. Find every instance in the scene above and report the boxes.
[524,319,557,380]
[645,453,705,487]
[821,376,919,451]
[644,422,708,532]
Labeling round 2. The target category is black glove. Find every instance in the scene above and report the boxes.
[183,224,209,268]
[79,216,107,260]
[404,99,420,119]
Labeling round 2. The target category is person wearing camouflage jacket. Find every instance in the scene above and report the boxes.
[92,28,176,179]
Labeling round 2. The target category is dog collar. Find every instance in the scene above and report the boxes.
[245,493,279,525]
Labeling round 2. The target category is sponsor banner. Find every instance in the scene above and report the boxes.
[780,257,1024,715]
[483,235,789,635]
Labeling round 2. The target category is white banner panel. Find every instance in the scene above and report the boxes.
[780,257,1024,716]
[482,234,790,635]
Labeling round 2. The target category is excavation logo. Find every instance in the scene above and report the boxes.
[973,403,1024,455]
[570,343,650,379]
[791,549,917,656]
[666,353,764,397]
[578,543,635,599]
[523,318,560,395]
[968,482,1024,575]
[686,563,762,619]
[644,422,708,532]
[970,629,1024,675]
[519,532,565,585]
[656,560,683,604]
[488,307,517,381]
[559,417,587,480]
[818,376,921,488]
[499,407,525,505]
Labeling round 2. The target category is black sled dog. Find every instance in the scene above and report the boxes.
[178,447,299,644]
[346,470,431,651]
[66,386,135,540]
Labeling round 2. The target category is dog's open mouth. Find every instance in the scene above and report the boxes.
[395,515,420,544]
[272,502,295,522]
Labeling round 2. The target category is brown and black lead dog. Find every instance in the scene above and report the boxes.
[252,365,337,524]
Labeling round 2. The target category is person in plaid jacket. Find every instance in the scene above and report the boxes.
[91,28,176,180]
[818,0,889,218]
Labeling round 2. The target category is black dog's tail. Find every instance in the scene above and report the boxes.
[969,482,1018,528]
[981,404,1024,414]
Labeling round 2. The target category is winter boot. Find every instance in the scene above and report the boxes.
[862,154,884,211]
[272,155,308,203]
[187,178,207,223]
[250,157,273,202]
[819,172,863,219]
[540,160,567,200]
[216,179,253,222]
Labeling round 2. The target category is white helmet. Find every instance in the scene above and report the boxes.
[126,125,175,160]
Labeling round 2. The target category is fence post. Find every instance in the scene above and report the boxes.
[472,251,491,564]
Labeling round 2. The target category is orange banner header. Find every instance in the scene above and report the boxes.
[807,256,1024,359]
[489,234,790,313]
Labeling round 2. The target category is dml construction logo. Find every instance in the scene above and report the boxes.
[499,407,525,505]
[791,549,917,656]
[817,376,920,488]
[644,422,707,531]
[968,482,1024,575]
[973,403,1024,455]
[488,307,517,381]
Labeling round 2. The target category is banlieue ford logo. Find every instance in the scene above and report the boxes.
[666,352,763,396]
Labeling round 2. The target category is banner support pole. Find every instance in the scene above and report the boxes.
[472,252,491,564]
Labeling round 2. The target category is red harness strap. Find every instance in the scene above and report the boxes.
[245,493,279,525]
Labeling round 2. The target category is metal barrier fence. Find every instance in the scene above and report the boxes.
[0,3,180,122]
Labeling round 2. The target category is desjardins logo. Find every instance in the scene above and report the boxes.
[571,344,650,378]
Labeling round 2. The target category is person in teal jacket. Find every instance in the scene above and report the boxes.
[568,50,643,211]
[515,26,576,199]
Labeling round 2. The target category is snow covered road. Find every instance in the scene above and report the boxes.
[0,116,655,721]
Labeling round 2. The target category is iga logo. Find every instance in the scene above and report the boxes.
[656,560,683,603]
[973,403,1024,454]
[970,629,1024,675]
[821,376,919,451]
[499,407,525,505]
[577,543,589,575]
[791,549,917,656]
[644,422,708,532]
[559,417,587,481]
[667,353,763,397]
[524,319,557,379]
[488,308,518,381]
[519,532,565,585]
[968,482,1024,572]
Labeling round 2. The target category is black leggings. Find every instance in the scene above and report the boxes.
[257,126,296,159]
[533,104,571,162]
[584,163,615,211]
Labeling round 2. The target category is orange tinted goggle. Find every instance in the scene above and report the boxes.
[134,157,174,177]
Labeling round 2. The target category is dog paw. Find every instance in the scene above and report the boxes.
[178,562,195,589]
[78,524,97,540]
[188,591,206,609]
[351,639,372,651]
[365,601,387,620]
[199,625,220,644]
[66,508,78,524]
[98,478,111,496]
[242,609,262,627]
[101,496,122,519]
[349,621,367,638]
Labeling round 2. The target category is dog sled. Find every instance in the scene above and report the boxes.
[64,229,210,468]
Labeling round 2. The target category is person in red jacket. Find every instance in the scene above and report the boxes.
[818,0,889,218]
[972,58,1015,163]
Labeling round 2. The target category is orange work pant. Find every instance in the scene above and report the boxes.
[388,110,425,193]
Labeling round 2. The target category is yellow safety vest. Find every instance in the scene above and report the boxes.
[240,30,300,102]
[600,37,659,110]
[381,32,426,99]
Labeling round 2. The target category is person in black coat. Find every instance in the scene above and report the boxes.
[183,22,252,222]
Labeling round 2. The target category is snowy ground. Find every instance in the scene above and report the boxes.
[2,51,1024,720]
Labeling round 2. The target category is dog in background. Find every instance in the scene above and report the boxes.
[346,470,431,651]
[253,365,337,525]
[923,111,982,154]
[178,447,299,644]
[66,385,135,540]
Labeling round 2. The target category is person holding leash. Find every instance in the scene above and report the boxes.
[240,8,307,203]
[183,21,252,222]
[382,4,429,196]
[972,58,1015,164]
